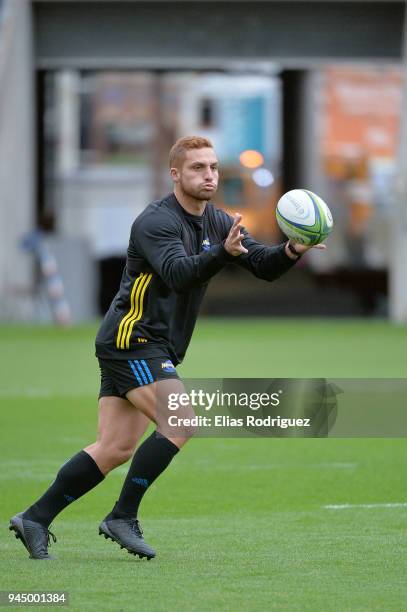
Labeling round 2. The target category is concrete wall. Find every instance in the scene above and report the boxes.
[0,0,35,319]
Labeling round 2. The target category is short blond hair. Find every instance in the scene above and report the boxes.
[169,136,214,168]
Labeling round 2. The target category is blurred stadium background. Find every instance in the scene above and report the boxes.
[1,1,407,610]
[1,0,407,323]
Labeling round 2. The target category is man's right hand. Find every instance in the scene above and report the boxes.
[224,214,249,257]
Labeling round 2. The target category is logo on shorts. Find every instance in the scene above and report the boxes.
[161,360,176,373]
[202,238,210,252]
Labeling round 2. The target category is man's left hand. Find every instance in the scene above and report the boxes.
[285,240,326,260]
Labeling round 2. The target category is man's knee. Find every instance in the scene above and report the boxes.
[181,422,198,440]
[162,407,198,446]
[99,443,134,469]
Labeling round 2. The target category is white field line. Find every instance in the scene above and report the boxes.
[311,463,357,469]
[0,388,95,398]
[188,462,358,472]
[324,503,407,510]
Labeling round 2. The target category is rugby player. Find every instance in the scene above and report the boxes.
[9,136,324,560]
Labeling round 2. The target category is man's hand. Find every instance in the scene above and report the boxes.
[285,240,326,260]
[224,214,249,257]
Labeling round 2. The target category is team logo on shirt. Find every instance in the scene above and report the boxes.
[202,238,211,251]
[161,360,176,373]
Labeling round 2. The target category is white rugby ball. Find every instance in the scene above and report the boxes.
[276,189,333,245]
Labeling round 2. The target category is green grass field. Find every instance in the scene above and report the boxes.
[1,319,407,611]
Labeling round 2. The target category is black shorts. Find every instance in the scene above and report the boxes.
[98,356,180,399]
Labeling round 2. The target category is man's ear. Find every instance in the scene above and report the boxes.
[170,167,180,183]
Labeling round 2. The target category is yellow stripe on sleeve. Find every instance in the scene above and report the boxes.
[124,273,153,349]
[116,273,144,349]
[120,273,150,349]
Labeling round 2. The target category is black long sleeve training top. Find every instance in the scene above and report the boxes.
[95,193,297,365]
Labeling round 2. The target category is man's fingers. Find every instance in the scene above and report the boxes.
[231,214,242,230]
[229,222,243,239]
[232,232,245,245]
[313,244,327,250]
[225,215,247,256]
[237,234,247,253]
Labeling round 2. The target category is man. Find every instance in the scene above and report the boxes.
[9,136,323,560]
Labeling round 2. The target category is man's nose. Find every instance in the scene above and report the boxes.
[203,167,214,180]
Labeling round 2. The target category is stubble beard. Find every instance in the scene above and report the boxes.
[179,178,218,202]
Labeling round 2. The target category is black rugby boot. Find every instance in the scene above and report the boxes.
[9,513,57,560]
[99,517,155,560]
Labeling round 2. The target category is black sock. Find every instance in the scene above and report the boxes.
[111,431,179,520]
[23,450,104,527]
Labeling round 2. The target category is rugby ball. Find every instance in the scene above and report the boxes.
[276,189,333,245]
